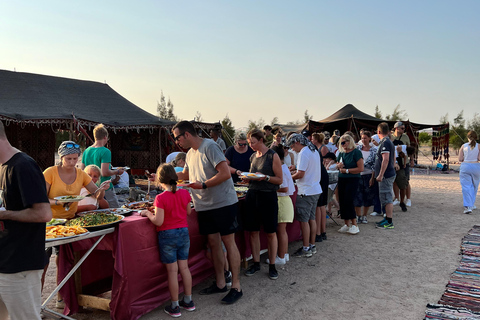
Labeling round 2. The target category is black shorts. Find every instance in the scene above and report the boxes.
[317,174,329,207]
[197,203,239,236]
[243,189,278,233]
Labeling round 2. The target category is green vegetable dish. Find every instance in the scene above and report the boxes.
[66,213,122,227]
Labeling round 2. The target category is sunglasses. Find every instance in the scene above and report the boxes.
[341,141,348,145]
[238,143,247,146]
[174,133,185,141]
[65,143,80,149]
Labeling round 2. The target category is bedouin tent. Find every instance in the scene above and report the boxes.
[0,69,176,171]
[276,104,450,163]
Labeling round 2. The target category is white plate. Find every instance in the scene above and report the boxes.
[240,172,266,180]
[112,166,130,171]
[46,218,67,226]
[54,196,85,202]
[45,231,90,242]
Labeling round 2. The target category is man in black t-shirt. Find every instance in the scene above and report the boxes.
[374,122,396,229]
[0,120,51,320]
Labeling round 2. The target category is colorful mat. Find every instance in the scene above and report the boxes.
[425,226,480,319]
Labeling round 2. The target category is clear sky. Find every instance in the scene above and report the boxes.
[1,0,479,129]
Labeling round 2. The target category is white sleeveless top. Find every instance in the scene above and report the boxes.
[463,142,479,162]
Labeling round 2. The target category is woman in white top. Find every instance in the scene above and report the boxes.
[459,130,480,214]
[354,132,377,223]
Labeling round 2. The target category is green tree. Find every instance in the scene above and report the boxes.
[166,98,177,121]
[454,110,465,128]
[418,132,432,145]
[157,91,167,119]
[450,110,467,150]
[303,109,313,123]
[468,113,480,139]
[385,104,407,121]
[439,113,448,124]
[194,111,203,122]
[374,105,382,119]
[270,117,279,126]
[221,114,235,147]
[247,118,265,132]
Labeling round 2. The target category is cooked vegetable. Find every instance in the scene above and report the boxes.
[66,213,121,227]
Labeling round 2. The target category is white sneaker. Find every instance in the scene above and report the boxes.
[266,256,287,265]
[284,253,289,262]
[370,211,381,216]
[464,206,472,214]
[473,206,477,210]
[406,199,412,207]
[392,199,400,206]
[338,224,350,233]
[347,225,360,234]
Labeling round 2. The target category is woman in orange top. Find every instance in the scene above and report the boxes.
[43,141,109,219]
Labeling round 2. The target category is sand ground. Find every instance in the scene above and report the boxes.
[42,151,477,320]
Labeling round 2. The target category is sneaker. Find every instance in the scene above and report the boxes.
[244,264,260,276]
[164,305,181,318]
[310,245,317,254]
[361,217,368,224]
[221,288,243,304]
[370,211,381,216]
[179,299,196,312]
[338,224,350,233]
[406,199,412,207]
[356,216,362,223]
[292,247,312,258]
[464,207,473,214]
[393,199,400,206]
[315,234,323,242]
[224,270,232,286]
[380,223,395,229]
[284,253,290,261]
[321,233,327,241]
[400,202,407,212]
[473,206,478,210]
[375,219,388,227]
[56,299,65,309]
[199,282,228,295]
[269,268,278,280]
[347,225,359,234]
[265,256,286,265]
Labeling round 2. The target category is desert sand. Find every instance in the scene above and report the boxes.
[42,162,477,320]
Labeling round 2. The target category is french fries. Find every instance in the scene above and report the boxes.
[45,225,88,239]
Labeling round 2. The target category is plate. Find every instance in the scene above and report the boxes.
[112,166,130,171]
[54,195,85,202]
[178,182,193,187]
[77,208,133,216]
[66,213,125,231]
[240,172,266,180]
[46,218,67,226]
[45,232,90,242]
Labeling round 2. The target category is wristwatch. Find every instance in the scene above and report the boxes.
[265,175,270,182]
[346,169,349,174]
[202,182,208,189]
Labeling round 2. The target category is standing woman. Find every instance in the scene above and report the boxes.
[459,130,480,214]
[354,131,377,223]
[225,132,255,183]
[336,134,364,234]
[312,133,329,242]
[243,129,283,280]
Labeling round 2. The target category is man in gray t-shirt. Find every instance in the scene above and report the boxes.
[173,121,243,305]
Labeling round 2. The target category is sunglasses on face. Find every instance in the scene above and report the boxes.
[238,143,247,146]
[341,141,348,145]
[65,143,80,149]
[174,133,185,141]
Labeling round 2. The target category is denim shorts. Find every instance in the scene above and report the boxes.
[157,227,190,264]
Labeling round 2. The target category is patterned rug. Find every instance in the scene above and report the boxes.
[425,226,480,319]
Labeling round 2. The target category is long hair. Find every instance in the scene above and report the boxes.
[156,164,178,193]
[172,152,186,167]
[467,131,478,150]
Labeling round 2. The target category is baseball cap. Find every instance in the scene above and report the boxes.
[394,121,404,129]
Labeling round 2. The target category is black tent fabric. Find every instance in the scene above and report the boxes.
[0,69,175,129]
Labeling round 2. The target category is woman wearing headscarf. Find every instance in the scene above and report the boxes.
[459,131,480,214]
[225,132,254,183]
[336,134,364,235]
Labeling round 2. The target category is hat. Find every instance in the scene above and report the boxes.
[394,121,404,129]
[301,130,311,137]
[58,141,81,158]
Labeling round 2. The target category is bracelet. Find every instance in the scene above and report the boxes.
[55,200,58,205]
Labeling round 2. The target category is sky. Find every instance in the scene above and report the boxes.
[1,0,479,130]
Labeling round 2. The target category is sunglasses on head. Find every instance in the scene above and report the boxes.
[66,143,80,149]
[238,143,247,146]
[174,133,185,141]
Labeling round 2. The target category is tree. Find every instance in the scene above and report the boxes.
[374,105,382,119]
[454,110,465,128]
[157,91,177,121]
[247,118,265,132]
[385,104,407,121]
[166,98,177,121]
[450,110,467,150]
[303,110,313,123]
[270,117,279,126]
[418,132,432,145]
[468,113,480,138]
[221,114,235,147]
[194,111,203,122]
[439,113,448,124]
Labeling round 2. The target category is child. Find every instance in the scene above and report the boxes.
[77,164,110,213]
[269,145,295,264]
[140,164,194,317]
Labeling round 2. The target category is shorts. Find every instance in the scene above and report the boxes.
[405,164,411,181]
[395,168,408,189]
[278,195,294,223]
[198,203,238,236]
[353,174,375,207]
[157,227,190,264]
[243,190,278,233]
[295,194,320,222]
[379,175,395,207]
[317,173,329,207]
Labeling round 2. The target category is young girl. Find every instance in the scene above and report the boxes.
[77,164,110,212]
[140,164,194,317]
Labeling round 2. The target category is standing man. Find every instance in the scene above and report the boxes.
[81,124,124,208]
[263,125,273,146]
[391,121,413,207]
[0,120,52,320]
[374,122,397,229]
[210,128,227,153]
[173,121,243,304]
[286,134,321,257]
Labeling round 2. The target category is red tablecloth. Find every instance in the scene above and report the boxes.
[58,194,301,320]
